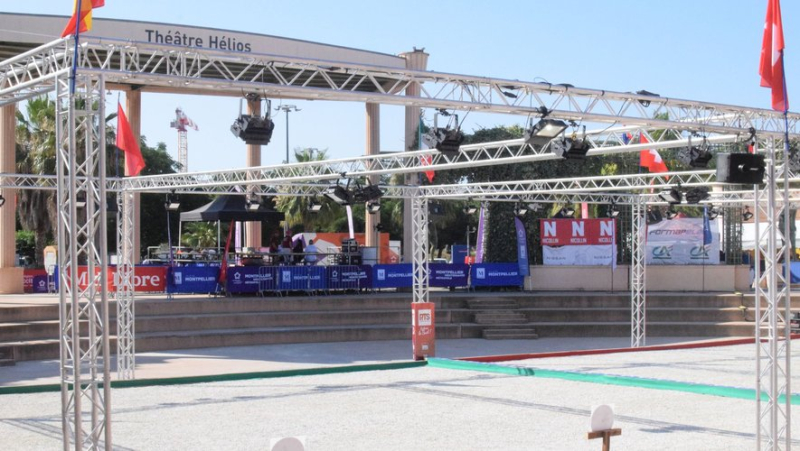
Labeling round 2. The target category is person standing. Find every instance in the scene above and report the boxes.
[305,239,319,265]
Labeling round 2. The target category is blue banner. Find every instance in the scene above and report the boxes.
[515,216,530,277]
[430,263,469,287]
[169,266,220,294]
[226,266,278,293]
[451,245,468,264]
[470,263,523,287]
[31,275,49,293]
[373,264,413,288]
[328,265,372,290]
[277,266,327,291]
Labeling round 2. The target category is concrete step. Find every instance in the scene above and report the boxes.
[529,321,763,338]
[467,299,520,310]
[474,312,528,325]
[483,328,539,340]
[518,308,750,323]
[0,345,14,366]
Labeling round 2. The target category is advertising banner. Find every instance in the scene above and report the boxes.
[277,266,327,291]
[470,263,523,287]
[23,269,47,293]
[168,266,219,294]
[226,266,262,293]
[429,263,469,287]
[646,218,720,265]
[514,217,530,276]
[539,218,616,245]
[542,244,614,266]
[53,265,168,292]
[372,264,413,288]
[327,265,372,290]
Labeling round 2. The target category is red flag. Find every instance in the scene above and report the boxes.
[61,0,105,37]
[639,133,668,173]
[759,0,788,112]
[421,154,435,183]
[116,103,146,176]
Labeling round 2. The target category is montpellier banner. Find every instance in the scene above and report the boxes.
[646,218,720,265]
[540,219,616,266]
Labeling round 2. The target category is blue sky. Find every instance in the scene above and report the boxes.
[4,1,798,172]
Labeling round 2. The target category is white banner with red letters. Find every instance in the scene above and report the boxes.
[540,219,616,266]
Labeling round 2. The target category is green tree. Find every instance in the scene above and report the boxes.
[181,222,218,249]
[275,148,338,232]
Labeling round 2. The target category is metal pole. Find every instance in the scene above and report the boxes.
[285,109,289,164]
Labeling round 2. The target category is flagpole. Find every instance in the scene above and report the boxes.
[69,0,83,95]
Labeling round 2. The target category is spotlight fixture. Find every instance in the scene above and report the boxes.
[366,201,381,214]
[787,146,800,172]
[514,203,528,217]
[463,204,478,215]
[743,207,754,221]
[375,223,386,232]
[422,111,464,157]
[231,96,275,145]
[553,206,575,218]
[353,184,383,203]
[606,202,620,218]
[665,208,679,220]
[164,193,181,211]
[678,138,713,168]
[706,206,720,220]
[684,187,710,204]
[75,193,87,210]
[245,196,261,212]
[527,202,543,213]
[324,184,353,206]
[524,117,569,146]
[647,208,663,225]
[307,198,323,213]
[658,187,682,205]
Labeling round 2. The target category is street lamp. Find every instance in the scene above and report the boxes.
[275,105,301,164]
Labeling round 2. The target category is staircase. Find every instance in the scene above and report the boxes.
[0,345,14,367]
[468,298,539,340]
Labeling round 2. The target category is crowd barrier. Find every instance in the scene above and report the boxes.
[48,262,525,295]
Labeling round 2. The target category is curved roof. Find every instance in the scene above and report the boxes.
[0,12,406,68]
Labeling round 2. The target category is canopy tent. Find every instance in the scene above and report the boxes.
[179,195,285,222]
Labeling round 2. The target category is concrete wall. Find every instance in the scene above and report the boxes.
[526,265,751,292]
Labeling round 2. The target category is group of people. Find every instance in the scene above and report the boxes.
[267,236,318,265]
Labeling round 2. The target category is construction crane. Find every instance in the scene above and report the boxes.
[169,108,198,172]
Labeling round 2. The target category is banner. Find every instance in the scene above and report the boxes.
[646,218,720,265]
[277,266,327,291]
[53,265,168,292]
[540,218,616,245]
[327,265,372,290]
[543,245,614,266]
[23,269,47,293]
[227,266,278,293]
[514,217,530,276]
[470,263,523,287]
[168,266,219,294]
[475,204,486,263]
[429,263,469,287]
[373,264,413,288]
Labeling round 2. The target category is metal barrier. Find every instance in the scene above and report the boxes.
[327,265,371,293]
[276,265,327,294]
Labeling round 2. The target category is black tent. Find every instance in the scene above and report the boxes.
[180,196,285,222]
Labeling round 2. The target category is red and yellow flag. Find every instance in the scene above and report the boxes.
[61,0,105,38]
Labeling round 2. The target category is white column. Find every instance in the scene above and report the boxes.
[0,104,22,293]
[365,102,380,255]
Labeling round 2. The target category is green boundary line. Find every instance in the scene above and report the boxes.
[0,361,427,396]
[427,358,800,405]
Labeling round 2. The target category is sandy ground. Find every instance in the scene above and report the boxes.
[1,338,797,450]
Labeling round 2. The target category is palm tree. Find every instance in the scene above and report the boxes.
[275,147,338,232]
[181,222,218,249]
[15,97,58,267]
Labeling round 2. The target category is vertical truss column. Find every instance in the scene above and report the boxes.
[754,138,793,450]
[56,73,112,450]
[411,194,430,304]
[630,196,646,347]
[116,190,135,380]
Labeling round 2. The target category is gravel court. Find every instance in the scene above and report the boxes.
[3,360,799,450]
[493,342,800,391]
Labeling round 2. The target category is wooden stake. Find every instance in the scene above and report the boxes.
[587,428,621,451]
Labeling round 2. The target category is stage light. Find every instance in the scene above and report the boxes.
[665,208,679,220]
[231,96,275,145]
[164,193,181,211]
[524,118,568,146]
[678,144,713,168]
[553,206,575,218]
[421,111,464,157]
[658,187,682,204]
[684,188,710,204]
[375,223,386,232]
[743,207,754,221]
[324,184,352,206]
[366,201,381,214]
[549,137,590,160]
[308,199,323,213]
[514,203,528,217]
[527,202,543,212]
[706,206,720,220]
[647,208,663,224]
[354,184,383,203]
[607,202,620,218]
[463,204,478,215]
[245,196,261,212]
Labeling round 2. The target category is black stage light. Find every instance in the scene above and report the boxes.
[678,145,713,168]
[422,127,464,157]
[308,199,323,213]
[706,206,720,220]
[684,188,710,204]
[165,194,181,211]
[665,208,679,220]
[231,114,275,145]
[463,204,478,215]
[354,184,384,203]
[245,197,261,212]
[658,187,682,204]
[514,203,528,217]
[607,202,620,218]
[553,206,575,218]
[647,208,663,224]
[366,202,381,214]
[324,185,352,206]
[743,207,754,221]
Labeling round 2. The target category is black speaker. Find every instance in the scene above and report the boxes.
[716,153,765,184]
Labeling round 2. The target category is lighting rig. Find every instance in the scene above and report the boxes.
[231,95,276,145]
[421,109,464,157]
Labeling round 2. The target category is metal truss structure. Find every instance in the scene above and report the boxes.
[753,140,793,450]
[1,35,798,449]
[116,192,136,380]
[630,198,647,347]
[55,74,111,450]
